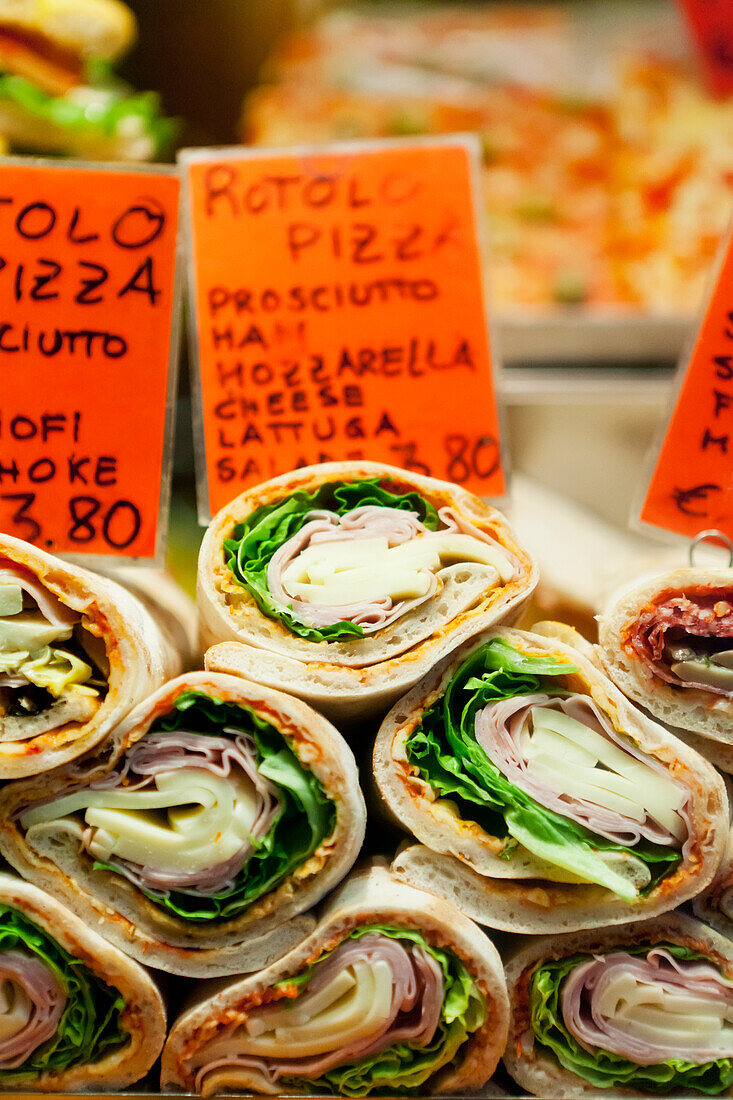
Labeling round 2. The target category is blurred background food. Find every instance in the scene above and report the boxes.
[241,2,732,332]
[113,0,733,359]
[0,0,176,159]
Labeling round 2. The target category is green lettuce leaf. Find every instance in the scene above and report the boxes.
[0,63,177,158]
[530,945,733,1094]
[93,690,336,922]
[274,924,486,1096]
[0,903,125,1081]
[223,477,440,643]
[405,639,681,898]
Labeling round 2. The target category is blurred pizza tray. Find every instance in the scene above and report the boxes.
[498,312,689,365]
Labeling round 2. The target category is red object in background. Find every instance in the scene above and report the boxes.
[679,0,733,97]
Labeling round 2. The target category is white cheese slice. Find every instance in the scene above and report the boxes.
[281,531,511,607]
[246,971,356,1037]
[198,1067,277,1098]
[286,567,434,605]
[593,969,733,1054]
[283,539,390,584]
[0,979,31,1041]
[0,613,73,653]
[21,767,260,874]
[0,586,22,617]
[526,707,685,840]
[414,534,514,578]
[207,959,394,1061]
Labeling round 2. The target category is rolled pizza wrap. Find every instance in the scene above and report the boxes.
[200,461,536,722]
[0,534,181,777]
[0,871,165,1090]
[377,627,727,932]
[503,912,733,1098]
[101,565,200,668]
[161,863,509,1096]
[0,670,366,977]
[599,567,733,751]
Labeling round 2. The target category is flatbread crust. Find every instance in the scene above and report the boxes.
[101,564,200,668]
[503,911,733,1099]
[161,862,509,1095]
[0,535,182,777]
[0,871,165,1091]
[694,775,733,936]
[0,671,366,977]
[377,627,728,932]
[598,567,733,745]
[199,461,537,722]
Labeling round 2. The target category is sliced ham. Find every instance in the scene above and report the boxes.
[474,692,690,854]
[80,729,281,898]
[628,591,733,695]
[0,568,78,630]
[192,933,444,1092]
[561,948,733,1065]
[266,504,515,633]
[0,951,65,1069]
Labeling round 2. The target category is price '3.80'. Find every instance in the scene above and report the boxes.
[1,493,142,552]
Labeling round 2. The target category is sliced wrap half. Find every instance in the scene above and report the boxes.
[0,871,164,1090]
[599,568,733,762]
[161,862,509,1096]
[200,461,537,723]
[0,534,181,777]
[377,626,727,933]
[694,776,733,940]
[504,912,733,1098]
[101,564,199,669]
[0,670,366,977]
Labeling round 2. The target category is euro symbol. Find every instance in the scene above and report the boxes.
[671,483,722,517]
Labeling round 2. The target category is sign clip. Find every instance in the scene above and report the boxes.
[689,530,733,567]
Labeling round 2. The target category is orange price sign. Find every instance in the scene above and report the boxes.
[678,0,733,97]
[180,137,506,519]
[0,160,181,560]
[638,225,733,541]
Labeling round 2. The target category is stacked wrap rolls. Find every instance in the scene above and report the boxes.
[200,461,537,722]
[0,671,366,976]
[0,535,182,777]
[503,912,733,1098]
[376,626,728,932]
[599,567,733,771]
[0,872,164,1090]
[162,863,509,1096]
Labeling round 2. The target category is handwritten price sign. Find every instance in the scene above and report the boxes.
[0,160,180,559]
[639,226,733,540]
[181,137,505,518]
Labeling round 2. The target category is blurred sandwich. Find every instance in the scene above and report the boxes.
[0,0,175,159]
